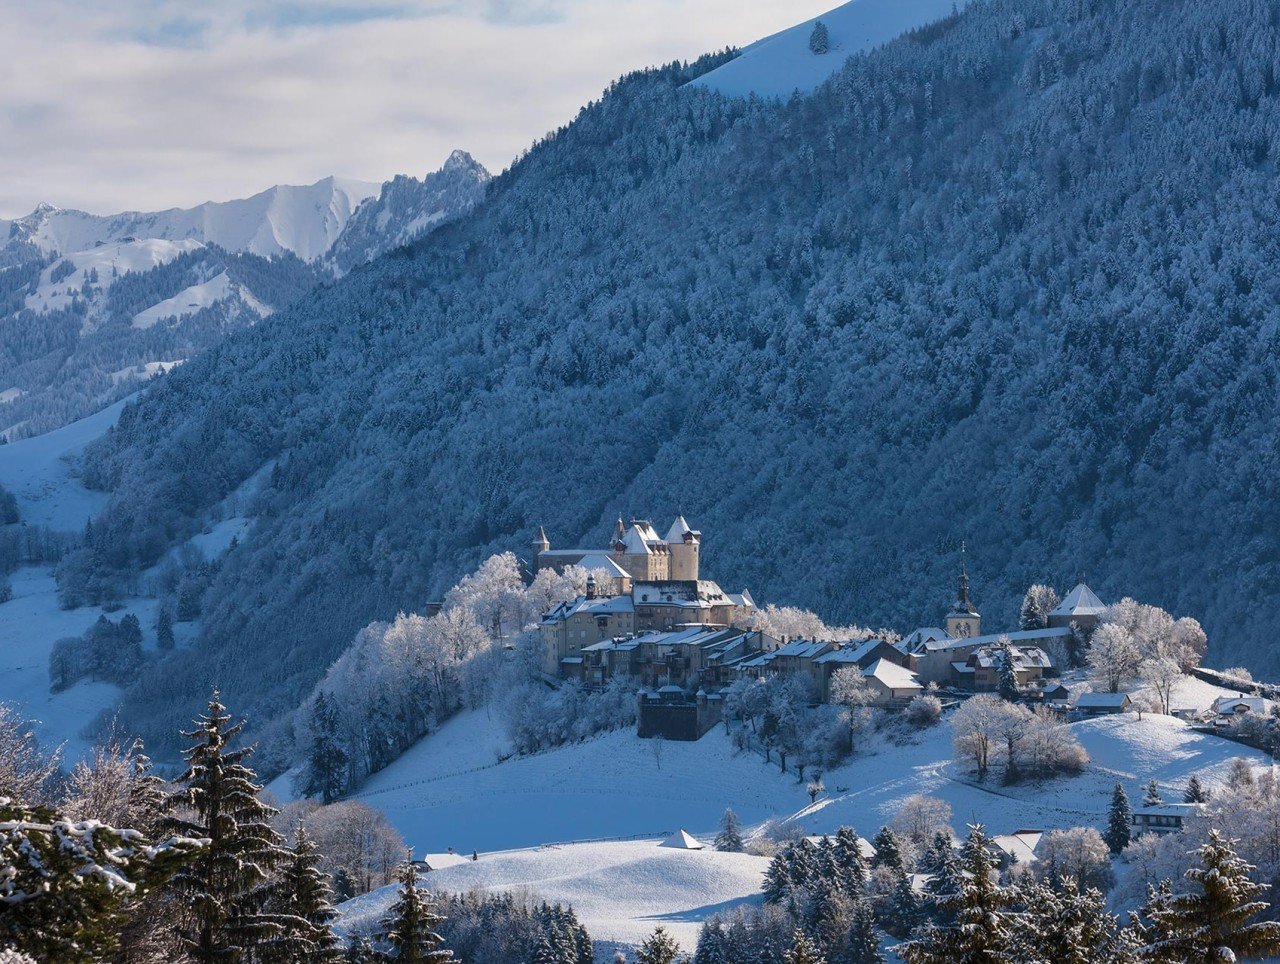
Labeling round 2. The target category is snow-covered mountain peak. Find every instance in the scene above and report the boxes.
[691,0,967,100]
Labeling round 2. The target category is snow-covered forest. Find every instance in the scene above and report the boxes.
[50,0,1280,755]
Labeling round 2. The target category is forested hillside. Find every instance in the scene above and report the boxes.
[68,0,1280,755]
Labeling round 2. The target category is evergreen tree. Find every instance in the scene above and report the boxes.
[0,795,201,963]
[1008,878,1135,964]
[786,928,827,964]
[636,925,682,964]
[997,645,1020,702]
[869,827,904,873]
[156,607,175,651]
[716,808,745,853]
[694,918,729,964]
[263,824,343,962]
[1142,779,1162,807]
[1104,783,1132,854]
[898,826,1011,964]
[808,20,830,55]
[880,869,922,938]
[806,879,848,955]
[304,691,348,804]
[1138,830,1280,963]
[765,844,797,904]
[380,856,452,962]
[1183,774,1209,803]
[843,896,883,964]
[167,692,286,962]
[833,827,868,896]
[920,832,961,924]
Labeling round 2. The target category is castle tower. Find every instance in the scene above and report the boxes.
[666,516,701,582]
[532,525,550,570]
[945,543,981,638]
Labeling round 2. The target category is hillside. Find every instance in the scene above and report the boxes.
[59,0,1280,752]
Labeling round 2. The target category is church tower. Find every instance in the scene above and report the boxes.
[531,525,550,570]
[945,544,981,638]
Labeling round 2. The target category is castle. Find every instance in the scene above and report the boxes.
[534,517,756,677]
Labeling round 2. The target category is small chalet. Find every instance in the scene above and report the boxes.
[950,643,1051,693]
[1211,695,1274,721]
[1074,692,1132,715]
[862,659,924,704]
[1132,802,1203,835]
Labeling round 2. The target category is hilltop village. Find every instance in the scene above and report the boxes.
[534,517,1109,738]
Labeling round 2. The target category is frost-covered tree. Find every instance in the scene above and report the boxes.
[1104,783,1132,854]
[808,21,829,55]
[167,692,286,961]
[870,826,905,873]
[1035,828,1113,893]
[1139,657,1181,715]
[833,826,868,896]
[1137,830,1280,963]
[997,643,1020,702]
[1142,779,1162,807]
[716,808,745,853]
[380,856,453,962]
[156,607,175,651]
[785,927,826,964]
[1019,585,1061,631]
[301,690,348,804]
[891,795,952,856]
[1183,774,1209,804]
[1087,624,1141,694]
[1008,878,1134,964]
[636,926,682,964]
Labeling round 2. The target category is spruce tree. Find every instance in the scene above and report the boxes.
[168,692,286,962]
[806,879,849,955]
[881,869,922,938]
[898,826,1012,964]
[1104,783,1132,854]
[869,827,904,873]
[1142,779,1162,807]
[844,896,883,964]
[786,928,827,964]
[1138,830,1280,963]
[765,844,797,903]
[1008,878,1134,964]
[263,824,343,962]
[920,832,961,924]
[694,919,730,964]
[716,808,745,852]
[833,827,868,896]
[997,645,1020,702]
[380,856,452,962]
[305,691,348,804]
[1183,774,1209,803]
[636,926,682,964]
[808,20,830,55]
[156,607,175,650]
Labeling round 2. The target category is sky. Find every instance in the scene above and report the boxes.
[0,0,835,218]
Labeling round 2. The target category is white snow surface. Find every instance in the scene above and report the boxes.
[131,272,236,329]
[13,176,379,262]
[109,360,185,384]
[337,839,768,951]
[24,239,204,314]
[691,0,966,99]
[0,396,129,530]
[0,389,23,404]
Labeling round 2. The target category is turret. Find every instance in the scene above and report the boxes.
[585,572,597,600]
[667,516,701,581]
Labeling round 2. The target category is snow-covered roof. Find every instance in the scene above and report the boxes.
[542,594,635,622]
[773,640,832,659]
[901,627,953,654]
[814,638,893,666]
[991,831,1043,864]
[1050,583,1107,619]
[863,658,922,691]
[574,554,630,577]
[727,590,756,610]
[1212,695,1272,716]
[665,516,698,543]
[559,656,583,665]
[660,829,705,850]
[420,852,472,871]
[1075,691,1131,709]
[920,626,1071,653]
[1133,803,1203,819]
[966,644,1052,671]
[622,526,653,554]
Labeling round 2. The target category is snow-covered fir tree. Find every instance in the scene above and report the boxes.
[262,823,343,962]
[785,928,827,964]
[379,856,453,962]
[1105,783,1132,854]
[636,926,682,964]
[1142,779,1163,807]
[807,20,829,55]
[167,692,286,961]
[716,808,745,853]
[1184,774,1209,804]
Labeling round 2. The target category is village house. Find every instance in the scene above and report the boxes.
[862,658,925,704]
[576,625,777,690]
[951,643,1051,693]
[1131,802,1203,835]
[1075,691,1132,715]
[1210,694,1275,722]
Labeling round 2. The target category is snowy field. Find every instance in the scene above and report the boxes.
[690,0,966,99]
[355,690,1270,860]
[337,838,768,952]
[0,396,129,528]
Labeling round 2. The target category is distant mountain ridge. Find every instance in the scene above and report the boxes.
[0,154,490,438]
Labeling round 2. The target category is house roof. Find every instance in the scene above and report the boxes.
[991,831,1043,864]
[1050,583,1107,619]
[542,594,635,622]
[813,638,893,666]
[660,829,705,850]
[665,516,697,543]
[420,852,471,871]
[1133,803,1203,819]
[864,658,923,691]
[966,644,1052,671]
[901,627,954,654]
[1212,695,1272,715]
[573,554,630,577]
[1075,691,1131,708]
[918,626,1072,654]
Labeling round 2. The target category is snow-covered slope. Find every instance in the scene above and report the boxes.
[691,0,966,99]
[24,238,205,314]
[9,176,379,262]
[338,839,768,951]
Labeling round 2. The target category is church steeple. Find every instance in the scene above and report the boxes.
[946,541,981,638]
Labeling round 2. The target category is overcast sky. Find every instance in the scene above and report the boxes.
[0,0,834,218]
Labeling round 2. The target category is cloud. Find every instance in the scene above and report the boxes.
[0,0,834,217]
